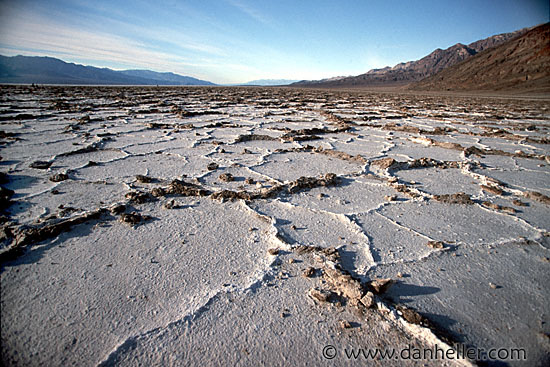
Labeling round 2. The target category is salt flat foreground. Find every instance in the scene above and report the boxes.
[1,86,549,366]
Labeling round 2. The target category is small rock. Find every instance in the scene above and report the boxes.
[384,195,397,201]
[302,267,316,278]
[398,307,423,325]
[151,187,166,197]
[268,248,279,256]
[426,241,444,249]
[288,258,296,264]
[110,204,126,215]
[396,272,403,278]
[323,266,363,299]
[489,282,499,289]
[321,247,339,261]
[359,291,375,308]
[308,288,331,303]
[120,212,146,225]
[49,173,69,182]
[207,162,219,171]
[368,278,393,294]
[245,177,255,185]
[136,175,153,183]
[163,200,175,209]
[242,148,251,154]
[219,173,234,182]
[339,320,352,329]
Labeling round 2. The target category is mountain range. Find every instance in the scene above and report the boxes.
[1,23,548,93]
[410,23,550,93]
[0,55,215,86]
[293,23,549,93]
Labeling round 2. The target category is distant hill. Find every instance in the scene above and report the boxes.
[241,79,300,86]
[119,69,215,85]
[409,23,550,94]
[292,26,532,89]
[0,55,215,85]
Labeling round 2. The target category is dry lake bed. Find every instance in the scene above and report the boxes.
[1,86,549,366]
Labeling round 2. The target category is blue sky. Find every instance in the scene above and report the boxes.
[0,0,547,84]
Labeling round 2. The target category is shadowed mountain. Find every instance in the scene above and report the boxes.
[118,69,215,85]
[0,55,215,85]
[409,23,550,94]
[292,26,532,89]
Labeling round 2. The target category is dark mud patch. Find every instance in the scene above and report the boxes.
[165,179,211,197]
[211,173,341,202]
[120,212,152,226]
[371,158,397,170]
[125,191,156,204]
[480,184,504,196]
[0,209,108,264]
[29,161,52,169]
[523,191,550,205]
[235,134,277,143]
[433,192,474,205]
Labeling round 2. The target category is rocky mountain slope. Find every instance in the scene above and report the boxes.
[409,23,550,93]
[292,27,531,88]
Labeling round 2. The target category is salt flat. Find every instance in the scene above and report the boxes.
[1,86,549,366]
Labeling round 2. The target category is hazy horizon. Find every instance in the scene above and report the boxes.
[0,0,547,84]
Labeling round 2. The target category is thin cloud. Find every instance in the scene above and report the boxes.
[225,0,272,26]
[0,8,253,81]
[0,0,358,83]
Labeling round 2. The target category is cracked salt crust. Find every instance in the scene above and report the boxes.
[1,86,549,366]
